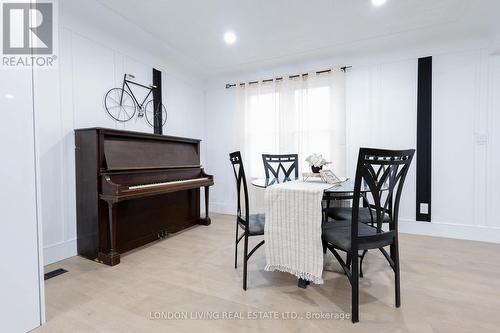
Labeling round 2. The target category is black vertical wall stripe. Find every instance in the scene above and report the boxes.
[152,68,162,135]
[416,57,432,222]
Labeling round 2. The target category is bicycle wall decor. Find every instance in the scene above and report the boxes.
[104,73,167,127]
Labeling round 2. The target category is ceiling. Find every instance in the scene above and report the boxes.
[96,0,500,79]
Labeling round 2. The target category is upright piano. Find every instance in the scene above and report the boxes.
[75,128,213,266]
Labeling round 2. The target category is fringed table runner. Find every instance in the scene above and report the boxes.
[264,180,331,284]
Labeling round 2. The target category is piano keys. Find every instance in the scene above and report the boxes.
[128,178,210,190]
[75,128,214,266]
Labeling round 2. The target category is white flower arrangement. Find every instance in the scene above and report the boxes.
[305,154,330,168]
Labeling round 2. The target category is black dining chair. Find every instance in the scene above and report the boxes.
[322,167,392,278]
[324,167,392,226]
[322,148,414,323]
[262,154,299,179]
[229,151,265,290]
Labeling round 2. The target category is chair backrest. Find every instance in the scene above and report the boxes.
[351,148,415,247]
[229,151,249,225]
[262,154,299,179]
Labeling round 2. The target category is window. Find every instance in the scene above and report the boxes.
[236,69,346,179]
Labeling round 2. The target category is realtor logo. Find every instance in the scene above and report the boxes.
[1,1,57,67]
[3,2,53,54]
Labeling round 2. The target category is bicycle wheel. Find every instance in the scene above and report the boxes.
[144,100,167,128]
[104,88,136,122]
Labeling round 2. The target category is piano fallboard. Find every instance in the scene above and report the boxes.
[100,172,214,202]
[101,166,204,186]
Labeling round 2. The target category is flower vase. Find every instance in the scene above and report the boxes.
[311,166,323,173]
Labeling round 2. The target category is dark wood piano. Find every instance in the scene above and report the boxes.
[75,128,213,266]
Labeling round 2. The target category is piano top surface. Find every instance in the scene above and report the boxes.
[75,127,202,144]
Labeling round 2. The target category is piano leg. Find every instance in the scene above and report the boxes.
[98,201,121,266]
[197,186,211,226]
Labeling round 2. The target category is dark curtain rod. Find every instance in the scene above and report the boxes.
[225,66,352,89]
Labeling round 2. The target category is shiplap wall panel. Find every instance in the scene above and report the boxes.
[432,50,478,226]
[346,59,417,222]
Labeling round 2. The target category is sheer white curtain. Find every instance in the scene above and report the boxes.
[234,67,346,212]
[235,67,346,177]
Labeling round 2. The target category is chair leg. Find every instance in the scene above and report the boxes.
[351,251,359,323]
[391,241,401,308]
[234,224,239,269]
[359,250,368,278]
[322,240,327,254]
[297,278,310,289]
[243,232,249,291]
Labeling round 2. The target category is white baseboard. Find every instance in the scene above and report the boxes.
[399,219,500,244]
[43,239,77,265]
[211,200,500,244]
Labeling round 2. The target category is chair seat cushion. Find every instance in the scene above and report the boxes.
[325,207,390,224]
[322,220,394,251]
[247,213,265,235]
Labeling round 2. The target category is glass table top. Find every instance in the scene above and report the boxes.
[251,177,385,193]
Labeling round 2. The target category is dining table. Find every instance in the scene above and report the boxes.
[251,175,386,288]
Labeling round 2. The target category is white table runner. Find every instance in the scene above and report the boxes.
[264,180,332,284]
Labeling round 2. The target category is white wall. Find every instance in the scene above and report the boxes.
[34,0,207,265]
[418,48,499,239]
[0,58,43,332]
[204,45,500,243]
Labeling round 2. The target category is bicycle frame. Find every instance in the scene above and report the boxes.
[119,74,157,110]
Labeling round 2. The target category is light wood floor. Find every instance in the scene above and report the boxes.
[36,213,500,333]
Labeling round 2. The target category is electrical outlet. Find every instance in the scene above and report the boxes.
[420,203,429,215]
